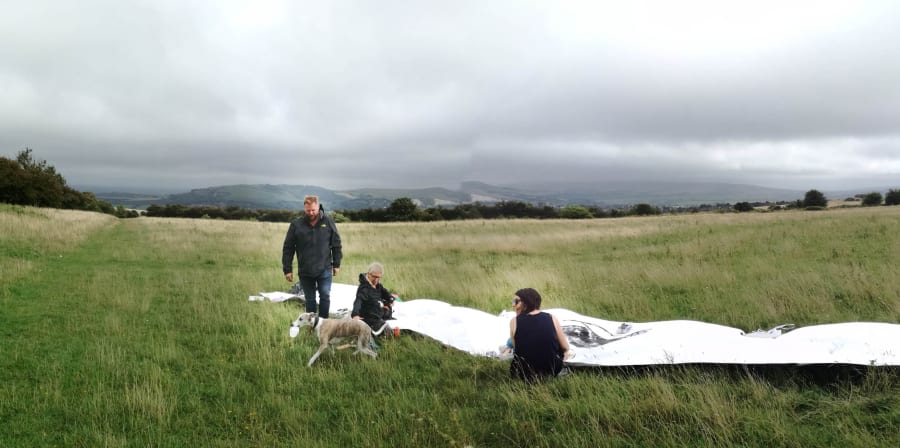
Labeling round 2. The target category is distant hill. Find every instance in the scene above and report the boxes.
[493,181,806,207]
[83,191,167,210]
[94,181,813,211]
[156,184,471,211]
[161,184,342,210]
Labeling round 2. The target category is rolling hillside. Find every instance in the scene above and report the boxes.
[136,181,805,211]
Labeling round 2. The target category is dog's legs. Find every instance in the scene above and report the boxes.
[354,334,378,358]
[329,337,349,353]
[307,342,330,366]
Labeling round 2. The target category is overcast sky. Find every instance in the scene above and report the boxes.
[2,0,899,193]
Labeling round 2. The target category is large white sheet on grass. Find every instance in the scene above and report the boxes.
[259,283,900,367]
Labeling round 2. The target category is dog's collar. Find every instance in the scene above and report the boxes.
[313,315,320,328]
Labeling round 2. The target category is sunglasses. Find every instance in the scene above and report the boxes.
[512,297,521,305]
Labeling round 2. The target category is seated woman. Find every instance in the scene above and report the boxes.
[352,262,397,334]
[509,288,571,382]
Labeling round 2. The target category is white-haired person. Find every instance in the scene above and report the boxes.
[352,262,397,334]
[509,288,571,382]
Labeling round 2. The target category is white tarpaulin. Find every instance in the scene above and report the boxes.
[260,283,900,367]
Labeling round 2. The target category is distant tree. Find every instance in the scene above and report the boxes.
[113,205,139,218]
[385,197,419,221]
[21,149,65,207]
[145,204,163,216]
[430,206,460,220]
[0,157,27,205]
[885,189,900,206]
[330,211,350,223]
[733,202,753,212]
[802,189,827,208]
[97,200,116,215]
[61,185,89,209]
[16,148,65,183]
[358,207,389,222]
[455,203,482,219]
[493,201,538,219]
[258,210,295,222]
[1,148,69,208]
[421,207,444,221]
[861,192,883,206]
[559,205,593,219]
[587,206,609,218]
[630,203,660,216]
[538,205,559,219]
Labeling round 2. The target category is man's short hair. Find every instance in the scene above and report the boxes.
[303,195,319,206]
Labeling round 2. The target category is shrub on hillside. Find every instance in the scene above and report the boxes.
[330,211,350,223]
[803,189,827,208]
[885,189,900,206]
[630,203,660,216]
[559,205,593,219]
[861,192,883,206]
[733,202,753,212]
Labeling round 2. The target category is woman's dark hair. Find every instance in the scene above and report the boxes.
[515,288,542,314]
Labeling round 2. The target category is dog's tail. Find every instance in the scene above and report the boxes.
[371,322,391,336]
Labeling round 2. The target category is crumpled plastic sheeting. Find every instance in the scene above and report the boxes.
[263,283,900,367]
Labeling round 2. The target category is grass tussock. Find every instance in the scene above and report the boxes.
[1,205,899,447]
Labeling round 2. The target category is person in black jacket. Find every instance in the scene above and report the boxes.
[282,195,342,318]
[352,262,397,333]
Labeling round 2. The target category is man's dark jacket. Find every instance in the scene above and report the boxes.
[282,209,342,277]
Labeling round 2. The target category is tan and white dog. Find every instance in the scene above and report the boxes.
[290,312,378,366]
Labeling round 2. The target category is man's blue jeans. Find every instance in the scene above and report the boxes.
[300,270,332,318]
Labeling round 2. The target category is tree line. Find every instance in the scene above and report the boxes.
[4,149,899,222]
[144,199,638,222]
[139,197,809,222]
[143,189,900,222]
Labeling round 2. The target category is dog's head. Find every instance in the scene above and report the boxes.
[289,312,319,338]
[293,312,318,328]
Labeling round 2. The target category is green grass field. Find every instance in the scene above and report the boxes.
[1,203,898,447]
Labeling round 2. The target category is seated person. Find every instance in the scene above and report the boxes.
[352,262,397,334]
[509,288,571,382]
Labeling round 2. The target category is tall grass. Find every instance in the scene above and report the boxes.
[1,206,898,447]
[335,208,899,328]
[0,204,116,285]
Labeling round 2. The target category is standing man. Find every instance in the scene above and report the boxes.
[282,195,342,318]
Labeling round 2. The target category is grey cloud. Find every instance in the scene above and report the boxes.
[2,1,900,192]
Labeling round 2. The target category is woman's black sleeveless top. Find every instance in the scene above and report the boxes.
[511,312,563,381]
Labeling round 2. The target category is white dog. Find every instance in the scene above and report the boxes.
[290,312,378,366]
